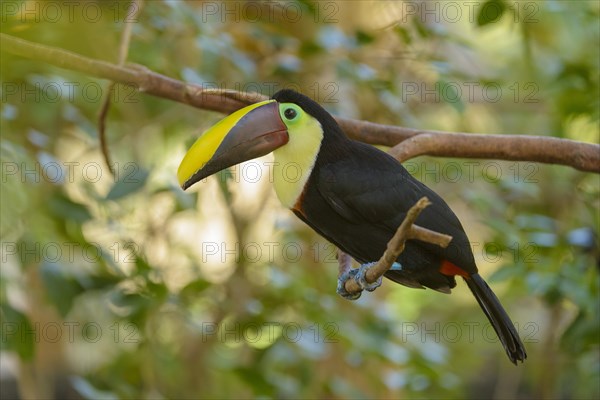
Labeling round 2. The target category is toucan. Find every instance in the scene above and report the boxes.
[177,89,527,364]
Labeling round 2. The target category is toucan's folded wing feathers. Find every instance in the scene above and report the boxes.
[315,141,478,274]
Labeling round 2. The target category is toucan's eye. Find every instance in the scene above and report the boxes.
[284,108,297,120]
[278,103,302,124]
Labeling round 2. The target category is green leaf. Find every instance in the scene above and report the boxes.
[477,0,507,27]
[488,263,524,283]
[70,376,119,400]
[437,80,465,113]
[394,26,412,45]
[47,192,92,223]
[299,41,323,56]
[134,254,152,276]
[40,261,84,317]
[0,303,35,360]
[105,167,149,201]
[355,30,375,45]
[108,289,150,320]
[216,168,233,204]
[525,272,559,298]
[233,366,274,394]
[412,18,431,38]
[83,272,123,291]
[179,278,211,302]
[561,310,599,354]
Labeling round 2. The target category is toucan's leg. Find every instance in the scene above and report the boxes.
[336,255,403,300]
[338,250,353,276]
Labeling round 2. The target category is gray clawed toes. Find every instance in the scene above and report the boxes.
[337,262,384,300]
[355,262,382,292]
[336,269,362,300]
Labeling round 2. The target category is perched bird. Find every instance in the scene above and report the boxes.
[178,89,526,364]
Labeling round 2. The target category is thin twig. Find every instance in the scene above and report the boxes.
[2,33,599,173]
[408,225,453,248]
[342,197,452,296]
[97,0,143,176]
[98,94,114,174]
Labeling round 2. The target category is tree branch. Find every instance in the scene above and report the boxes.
[342,197,452,296]
[388,132,599,171]
[2,33,599,173]
[0,33,248,114]
[98,0,143,176]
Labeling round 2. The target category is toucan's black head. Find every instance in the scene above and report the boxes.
[272,89,346,142]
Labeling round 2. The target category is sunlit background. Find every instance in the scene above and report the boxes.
[1,1,599,399]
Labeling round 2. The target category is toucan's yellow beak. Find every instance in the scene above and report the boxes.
[177,100,288,190]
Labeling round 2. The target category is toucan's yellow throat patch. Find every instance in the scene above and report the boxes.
[271,103,323,208]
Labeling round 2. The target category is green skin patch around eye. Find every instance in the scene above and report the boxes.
[278,103,304,125]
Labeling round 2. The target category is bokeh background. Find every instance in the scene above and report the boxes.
[1,1,599,399]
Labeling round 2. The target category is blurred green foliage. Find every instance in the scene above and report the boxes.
[1,1,599,399]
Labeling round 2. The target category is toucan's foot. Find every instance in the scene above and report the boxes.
[336,269,362,300]
[355,262,383,292]
[336,262,388,300]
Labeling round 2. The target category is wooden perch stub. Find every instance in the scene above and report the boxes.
[342,197,452,296]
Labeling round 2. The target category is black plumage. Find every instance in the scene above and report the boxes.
[272,89,526,364]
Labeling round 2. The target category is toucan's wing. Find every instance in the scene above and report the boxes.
[316,142,452,231]
[316,141,477,272]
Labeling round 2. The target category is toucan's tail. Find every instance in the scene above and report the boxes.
[464,273,527,364]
